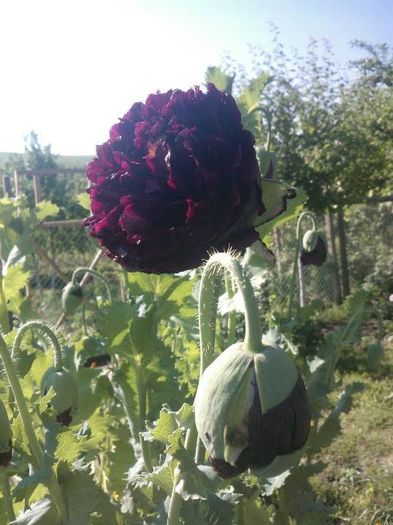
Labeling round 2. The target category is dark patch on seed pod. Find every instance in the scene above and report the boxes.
[83,353,111,368]
[56,408,73,427]
[210,376,311,478]
[300,236,327,267]
[0,440,12,468]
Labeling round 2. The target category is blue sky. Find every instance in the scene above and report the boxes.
[0,0,392,155]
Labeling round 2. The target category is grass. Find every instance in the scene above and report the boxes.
[311,338,393,524]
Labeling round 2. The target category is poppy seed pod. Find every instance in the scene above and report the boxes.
[61,282,83,315]
[302,229,319,252]
[300,231,327,267]
[41,367,78,426]
[0,400,12,467]
[194,343,311,479]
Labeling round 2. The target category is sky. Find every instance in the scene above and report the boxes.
[0,0,392,155]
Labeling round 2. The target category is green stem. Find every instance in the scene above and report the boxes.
[236,498,245,525]
[167,252,262,524]
[201,253,261,355]
[225,274,237,346]
[111,369,142,458]
[0,332,68,522]
[287,211,317,318]
[0,282,10,334]
[71,267,113,303]
[139,433,152,472]
[0,470,15,523]
[167,467,182,525]
[12,320,63,371]
[82,303,89,337]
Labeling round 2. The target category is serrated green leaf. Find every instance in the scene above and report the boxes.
[309,382,364,454]
[3,265,30,301]
[242,494,272,525]
[148,409,177,444]
[38,387,56,413]
[11,497,59,525]
[76,193,91,211]
[35,201,59,222]
[205,67,235,93]
[146,461,173,495]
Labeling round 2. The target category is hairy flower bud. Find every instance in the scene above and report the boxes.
[194,343,311,479]
[61,282,83,315]
[300,231,327,267]
[41,367,78,426]
[0,400,12,467]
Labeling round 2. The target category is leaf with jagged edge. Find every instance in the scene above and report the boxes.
[205,67,235,93]
[10,497,60,525]
[144,459,173,495]
[35,201,59,222]
[308,382,364,455]
[106,424,136,495]
[241,493,273,524]
[96,301,135,342]
[2,264,30,313]
[76,192,90,212]
[57,463,117,525]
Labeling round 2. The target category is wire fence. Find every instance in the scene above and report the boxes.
[2,167,392,323]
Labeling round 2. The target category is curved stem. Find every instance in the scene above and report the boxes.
[225,274,236,347]
[81,303,89,337]
[0,332,68,522]
[12,321,63,371]
[200,253,261,355]
[0,470,15,523]
[71,267,112,303]
[167,252,262,524]
[288,211,317,318]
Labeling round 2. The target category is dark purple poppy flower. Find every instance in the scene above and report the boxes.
[300,235,327,267]
[83,85,267,273]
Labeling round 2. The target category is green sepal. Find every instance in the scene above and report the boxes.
[41,367,78,416]
[194,343,253,461]
[254,346,298,413]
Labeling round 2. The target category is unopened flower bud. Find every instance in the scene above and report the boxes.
[61,282,83,315]
[300,231,327,267]
[41,367,78,426]
[195,342,310,479]
[0,400,12,467]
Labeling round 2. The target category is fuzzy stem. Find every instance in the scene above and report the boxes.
[0,471,15,523]
[167,468,182,525]
[225,274,237,346]
[81,303,89,337]
[0,281,10,334]
[12,320,63,371]
[201,253,261,355]
[167,252,262,524]
[0,332,68,522]
[288,212,317,318]
[71,267,113,303]
[139,433,152,472]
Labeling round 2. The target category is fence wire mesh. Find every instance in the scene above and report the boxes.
[2,168,392,322]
